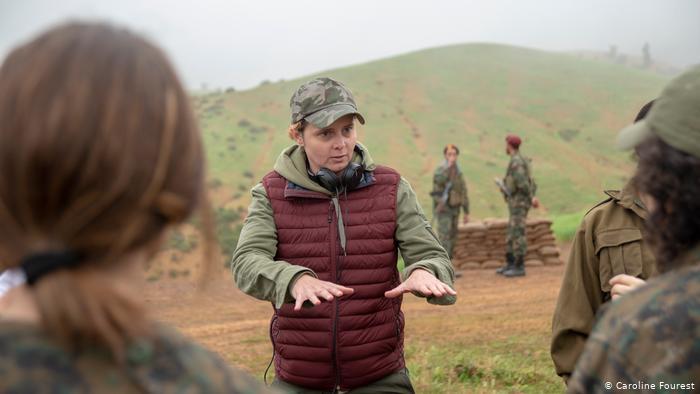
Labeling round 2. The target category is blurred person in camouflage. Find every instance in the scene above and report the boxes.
[231,77,457,393]
[431,144,470,260]
[496,135,539,277]
[0,22,270,393]
[569,65,700,392]
[550,100,658,384]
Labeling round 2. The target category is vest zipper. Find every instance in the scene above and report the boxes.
[328,199,341,390]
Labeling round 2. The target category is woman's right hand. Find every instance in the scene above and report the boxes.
[290,274,354,311]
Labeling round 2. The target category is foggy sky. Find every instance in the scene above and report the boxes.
[1,0,698,90]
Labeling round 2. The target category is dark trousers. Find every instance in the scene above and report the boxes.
[272,368,415,394]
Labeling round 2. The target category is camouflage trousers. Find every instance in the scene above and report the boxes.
[506,199,531,259]
[436,207,460,259]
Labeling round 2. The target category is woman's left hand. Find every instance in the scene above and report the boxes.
[610,274,646,300]
[384,269,457,299]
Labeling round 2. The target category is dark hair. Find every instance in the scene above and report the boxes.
[633,136,700,271]
[0,23,216,360]
[443,144,459,155]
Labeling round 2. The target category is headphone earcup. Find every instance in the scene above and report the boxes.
[341,162,364,191]
[314,168,340,192]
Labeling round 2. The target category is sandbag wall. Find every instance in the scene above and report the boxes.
[452,219,563,269]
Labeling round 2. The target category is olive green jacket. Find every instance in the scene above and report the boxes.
[231,143,456,309]
[550,183,657,381]
[432,163,469,215]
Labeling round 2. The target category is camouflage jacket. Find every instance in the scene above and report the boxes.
[503,152,536,202]
[0,321,275,393]
[551,183,657,381]
[432,163,469,214]
[568,243,700,393]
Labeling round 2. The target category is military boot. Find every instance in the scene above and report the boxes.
[496,253,515,275]
[504,256,526,277]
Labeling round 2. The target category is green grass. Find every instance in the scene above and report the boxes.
[551,211,586,241]
[406,335,564,393]
[254,334,564,393]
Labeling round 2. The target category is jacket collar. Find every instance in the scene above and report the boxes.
[604,182,648,220]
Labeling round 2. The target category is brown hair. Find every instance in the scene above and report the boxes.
[288,119,308,140]
[443,144,460,155]
[0,23,215,360]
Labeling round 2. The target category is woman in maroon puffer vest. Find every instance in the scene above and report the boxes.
[232,77,457,393]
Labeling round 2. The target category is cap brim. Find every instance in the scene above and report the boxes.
[616,120,653,150]
[305,104,365,129]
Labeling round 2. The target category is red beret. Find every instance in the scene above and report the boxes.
[505,134,522,148]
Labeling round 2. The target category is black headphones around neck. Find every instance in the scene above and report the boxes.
[310,146,366,194]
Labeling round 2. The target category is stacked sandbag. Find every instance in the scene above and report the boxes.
[452,218,562,270]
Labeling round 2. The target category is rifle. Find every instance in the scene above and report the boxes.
[430,181,452,222]
[494,177,511,199]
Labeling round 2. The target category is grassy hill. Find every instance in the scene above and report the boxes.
[192,43,668,250]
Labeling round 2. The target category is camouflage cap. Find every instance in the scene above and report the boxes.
[290,77,365,128]
[617,65,700,159]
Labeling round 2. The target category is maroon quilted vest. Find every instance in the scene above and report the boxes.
[262,166,404,391]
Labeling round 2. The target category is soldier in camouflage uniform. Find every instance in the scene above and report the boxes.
[0,23,271,393]
[432,144,470,259]
[497,135,539,277]
[569,66,700,392]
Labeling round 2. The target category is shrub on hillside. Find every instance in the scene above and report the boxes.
[168,229,198,253]
[208,178,223,189]
[214,206,244,260]
[558,129,580,142]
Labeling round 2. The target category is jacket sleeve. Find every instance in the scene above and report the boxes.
[395,177,456,305]
[230,183,316,309]
[461,175,470,215]
[550,217,604,381]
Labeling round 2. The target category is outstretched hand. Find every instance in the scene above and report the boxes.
[290,274,354,311]
[385,269,457,299]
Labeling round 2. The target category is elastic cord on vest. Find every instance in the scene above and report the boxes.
[20,251,82,286]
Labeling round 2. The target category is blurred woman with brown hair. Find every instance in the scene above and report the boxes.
[0,22,269,393]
